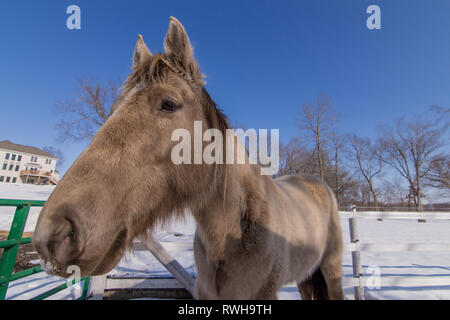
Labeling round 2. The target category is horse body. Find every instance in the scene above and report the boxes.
[192,166,343,299]
[32,17,344,300]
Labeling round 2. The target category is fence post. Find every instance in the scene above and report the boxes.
[348,205,365,300]
[138,234,196,298]
[88,275,107,300]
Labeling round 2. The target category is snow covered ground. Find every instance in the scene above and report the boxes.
[1,183,450,300]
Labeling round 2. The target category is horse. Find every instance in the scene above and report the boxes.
[33,17,344,300]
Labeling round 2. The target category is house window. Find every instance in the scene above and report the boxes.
[2,163,6,170]
[5,153,10,160]
[0,176,4,182]
[8,164,13,171]
[15,165,19,172]
[12,177,16,183]
[31,156,38,162]
[6,177,10,183]
[49,159,52,165]
[11,154,16,161]
[17,155,22,162]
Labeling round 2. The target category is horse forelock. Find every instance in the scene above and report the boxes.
[123,53,203,91]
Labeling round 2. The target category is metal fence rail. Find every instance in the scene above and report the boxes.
[0,199,90,300]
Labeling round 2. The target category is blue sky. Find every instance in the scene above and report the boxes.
[0,0,449,175]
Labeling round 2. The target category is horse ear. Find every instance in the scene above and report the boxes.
[133,34,152,68]
[164,17,200,79]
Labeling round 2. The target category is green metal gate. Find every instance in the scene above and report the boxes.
[0,199,90,300]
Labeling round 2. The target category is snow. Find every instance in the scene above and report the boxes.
[1,183,450,300]
[0,184,55,233]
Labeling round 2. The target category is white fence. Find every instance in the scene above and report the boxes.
[340,209,450,300]
[88,210,450,300]
[89,235,196,300]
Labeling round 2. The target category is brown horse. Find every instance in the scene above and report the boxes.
[33,17,344,300]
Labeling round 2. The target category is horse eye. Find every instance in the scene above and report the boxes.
[159,101,180,113]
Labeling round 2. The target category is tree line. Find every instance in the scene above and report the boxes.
[277,93,449,211]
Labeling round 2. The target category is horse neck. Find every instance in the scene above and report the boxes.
[190,163,268,261]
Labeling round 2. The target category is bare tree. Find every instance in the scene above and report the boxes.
[379,179,408,208]
[430,105,450,124]
[279,134,356,206]
[379,113,447,211]
[357,183,372,209]
[423,106,450,191]
[346,134,383,210]
[327,133,354,205]
[338,179,361,210]
[323,132,353,202]
[297,93,337,181]
[42,146,65,171]
[54,78,121,142]
[277,138,316,177]
[425,155,450,190]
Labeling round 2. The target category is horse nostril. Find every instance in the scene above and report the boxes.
[33,215,81,268]
[33,229,51,262]
[60,219,75,240]
[52,219,78,255]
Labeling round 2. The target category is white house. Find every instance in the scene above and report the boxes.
[0,140,59,185]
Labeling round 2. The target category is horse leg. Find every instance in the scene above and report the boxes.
[319,253,344,300]
[297,278,314,300]
[319,219,345,300]
[255,289,278,300]
[254,270,281,300]
[299,222,345,300]
[254,280,280,299]
[297,267,330,300]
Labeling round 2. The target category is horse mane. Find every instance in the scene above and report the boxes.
[200,87,230,134]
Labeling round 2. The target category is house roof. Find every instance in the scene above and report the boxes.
[0,140,57,159]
